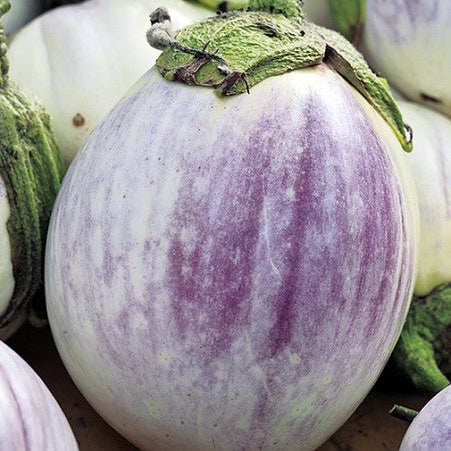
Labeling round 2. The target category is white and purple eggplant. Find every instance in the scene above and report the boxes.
[0,340,78,450]
[399,385,451,450]
[45,1,419,449]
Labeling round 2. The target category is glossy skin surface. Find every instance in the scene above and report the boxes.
[0,340,78,450]
[400,385,451,450]
[46,65,418,450]
[363,0,451,116]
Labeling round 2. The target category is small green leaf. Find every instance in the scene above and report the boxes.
[0,0,10,18]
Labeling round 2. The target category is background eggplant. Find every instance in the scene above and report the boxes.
[400,385,451,450]
[0,340,78,450]
[324,0,451,117]
[385,100,451,393]
[6,0,210,167]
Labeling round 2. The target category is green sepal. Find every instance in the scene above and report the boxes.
[154,0,412,152]
[0,1,64,330]
[315,25,412,152]
[327,0,366,43]
[391,283,451,393]
[157,10,325,96]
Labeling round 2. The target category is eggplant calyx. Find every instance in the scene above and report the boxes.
[148,0,412,151]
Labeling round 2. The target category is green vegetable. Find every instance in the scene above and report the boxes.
[0,0,63,339]
[391,284,451,393]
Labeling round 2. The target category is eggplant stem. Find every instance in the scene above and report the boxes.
[389,405,419,423]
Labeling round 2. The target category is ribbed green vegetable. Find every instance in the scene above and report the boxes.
[391,284,451,393]
[0,0,63,337]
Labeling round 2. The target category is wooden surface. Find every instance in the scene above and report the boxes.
[6,324,431,451]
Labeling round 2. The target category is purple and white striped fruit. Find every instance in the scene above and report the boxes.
[0,340,78,450]
[400,385,451,450]
[45,1,418,449]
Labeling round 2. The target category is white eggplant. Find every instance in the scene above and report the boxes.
[399,101,451,296]
[6,0,210,167]
[400,386,451,450]
[389,101,451,393]
[0,340,78,450]
[326,0,451,117]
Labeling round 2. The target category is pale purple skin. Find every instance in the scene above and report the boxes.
[400,386,451,450]
[363,0,451,115]
[45,65,417,450]
[0,341,78,450]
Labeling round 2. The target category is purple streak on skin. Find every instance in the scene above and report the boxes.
[164,83,409,366]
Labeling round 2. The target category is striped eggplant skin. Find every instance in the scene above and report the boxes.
[0,340,78,450]
[400,385,451,450]
[362,0,451,117]
[397,100,451,297]
[45,65,419,450]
